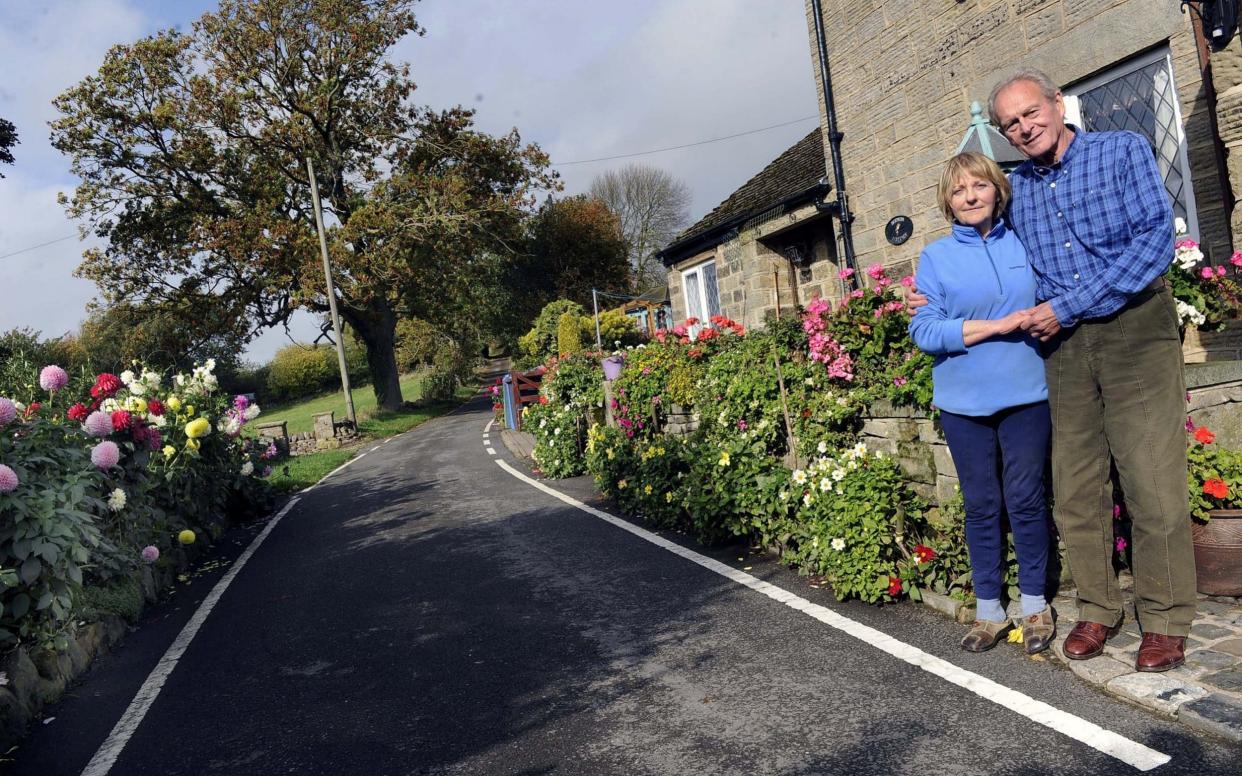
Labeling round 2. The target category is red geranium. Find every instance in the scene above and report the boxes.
[1203,478,1229,499]
[91,373,122,399]
[913,544,936,564]
[111,410,133,432]
[1195,426,1216,445]
[887,576,903,597]
[147,399,165,416]
[67,403,89,422]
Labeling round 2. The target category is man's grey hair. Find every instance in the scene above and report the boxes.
[987,68,1059,126]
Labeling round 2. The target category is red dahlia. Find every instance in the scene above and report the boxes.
[147,399,165,416]
[67,403,89,422]
[111,410,133,432]
[91,373,122,399]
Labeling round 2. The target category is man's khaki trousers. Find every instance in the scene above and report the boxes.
[1043,285,1196,637]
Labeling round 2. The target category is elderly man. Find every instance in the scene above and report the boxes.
[908,68,1195,672]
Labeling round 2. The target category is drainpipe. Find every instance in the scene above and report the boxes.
[809,0,859,290]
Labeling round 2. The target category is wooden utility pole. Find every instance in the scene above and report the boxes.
[306,157,357,427]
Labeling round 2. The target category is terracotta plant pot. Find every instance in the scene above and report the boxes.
[1191,509,1242,596]
[601,355,625,381]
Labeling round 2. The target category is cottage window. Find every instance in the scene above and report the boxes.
[1062,46,1199,236]
[681,259,721,334]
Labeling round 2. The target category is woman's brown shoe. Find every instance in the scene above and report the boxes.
[961,619,1011,652]
[1021,606,1056,655]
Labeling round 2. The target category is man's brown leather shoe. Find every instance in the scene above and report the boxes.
[1136,633,1186,673]
[1062,620,1120,660]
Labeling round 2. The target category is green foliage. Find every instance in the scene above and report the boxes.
[557,312,585,357]
[77,575,144,622]
[542,351,604,411]
[517,300,586,368]
[0,418,104,649]
[265,345,337,403]
[779,444,926,603]
[592,309,643,349]
[395,318,442,371]
[681,433,793,545]
[524,400,586,479]
[421,337,474,401]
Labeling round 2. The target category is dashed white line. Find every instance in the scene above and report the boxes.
[81,497,303,776]
[486,447,497,455]
[492,457,1172,772]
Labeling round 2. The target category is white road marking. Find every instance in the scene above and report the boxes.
[486,447,497,455]
[493,457,1172,772]
[81,497,303,776]
[485,419,494,433]
[383,438,393,445]
[370,445,380,453]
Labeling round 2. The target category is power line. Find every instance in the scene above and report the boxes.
[551,115,818,166]
[0,233,78,260]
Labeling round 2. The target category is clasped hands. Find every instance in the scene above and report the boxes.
[903,284,1061,341]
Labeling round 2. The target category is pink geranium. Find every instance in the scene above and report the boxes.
[900,275,915,288]
[1201,266,1215,280]
[1231,251,1242,267]
[838,268,855,280]
[39,365,69,392]
[866,264,887,281]
[91,441,121,469]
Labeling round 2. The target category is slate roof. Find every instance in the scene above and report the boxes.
[660,128,828,265]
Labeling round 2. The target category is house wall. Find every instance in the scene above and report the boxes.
[665,204,846,330]
[803,0,1231,273]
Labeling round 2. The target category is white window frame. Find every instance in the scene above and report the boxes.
[681,258,721,337]
[1062,46,1200,239]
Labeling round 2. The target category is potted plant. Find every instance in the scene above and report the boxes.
[601,353,625,381]
[1186,423,1242,596]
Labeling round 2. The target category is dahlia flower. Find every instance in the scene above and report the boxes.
[178,529,196,545]
[91,441,121,469]
[107,488,127,512]
[0,464,17,493]
[84,411,114,437]
[141,546,160,563]
[185,417,211,439]
[0,398,15,425]
[39,365,69,392]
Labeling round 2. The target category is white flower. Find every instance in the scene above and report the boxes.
[1175,243,1204,271]
[243,404,261,421]
[778,490,789,501]
[218,417,243,436]
[1175,216,1188,236]
[141,370,161,390]
[831,537,846,551]
[539,419,547,429]
[120,370,136,386]
[553,427,561,436]
[101,398,120,412]
[836,396,849,406]
[817,440,828,454]
[875,450,886,460]
[802,492,815,507]
[792,469,808,485]
[831,468,846,481]
[1176,299,1206,327]
[852,442,868,457]
[819,477,832,492]
[107,488,127,512]
[149,413,168,428]
[240,461,254,477]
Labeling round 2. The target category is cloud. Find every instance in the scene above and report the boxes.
[1,0,819,362]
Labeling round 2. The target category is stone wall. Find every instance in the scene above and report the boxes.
[860,400,958,506]
[1188,360,1242,449]
[804,0,1231,268]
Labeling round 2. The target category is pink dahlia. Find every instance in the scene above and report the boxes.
[141,546,160,563]
[91,440,121,469]
[0,464,17,493]
[39,365,69,392]
[0,398,14,425]
[84,411,113,437]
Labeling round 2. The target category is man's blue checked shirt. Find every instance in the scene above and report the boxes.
[1007,127,1174,327]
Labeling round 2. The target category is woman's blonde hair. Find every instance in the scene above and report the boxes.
[936,152,1011,224]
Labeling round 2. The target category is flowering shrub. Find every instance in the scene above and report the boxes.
[524,400,586,479]
[0,358,275,649]
[542,351,605,410]
[1186,422,1242,520]
[681,432,793,546]
[778,443,926,603]
[1169,219,1242,330]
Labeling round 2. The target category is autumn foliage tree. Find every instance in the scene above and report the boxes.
[51,0,556,410]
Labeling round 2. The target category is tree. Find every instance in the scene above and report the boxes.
[511,194,629,315]
[0,117,16,176]
[589,164,691,293]
[51,0,556,410]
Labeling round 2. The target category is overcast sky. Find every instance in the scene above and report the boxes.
[0,0,817,363]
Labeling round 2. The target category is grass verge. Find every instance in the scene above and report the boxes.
[258,371,429,436]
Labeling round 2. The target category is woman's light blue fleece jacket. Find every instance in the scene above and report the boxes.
[907,219,1047,417]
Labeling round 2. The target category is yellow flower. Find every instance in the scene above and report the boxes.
[126,396,148,414]
[186,438,201,451]
[665,492,674,503]
[177,529,196,545]
[618,479,627,490]
[1007,628,1024,644]
[644,484,653,495]
[606,448,615,460]
[718,451,731,467]
[166,396,182,412]
[185,417,210,439]
[185,405,196,417]
[162,445,176,458]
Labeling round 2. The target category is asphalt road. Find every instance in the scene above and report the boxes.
[14,398,1242,775]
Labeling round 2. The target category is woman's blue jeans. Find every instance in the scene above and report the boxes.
[939,401,1052,602]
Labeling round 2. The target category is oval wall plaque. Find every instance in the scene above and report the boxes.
[885,215,913,246]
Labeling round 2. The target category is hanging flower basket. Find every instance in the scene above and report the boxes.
[602,355,625,381]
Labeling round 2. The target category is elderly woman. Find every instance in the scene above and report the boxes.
[907,152,1055,654]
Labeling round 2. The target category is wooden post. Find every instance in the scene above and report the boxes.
[773,349,800,470]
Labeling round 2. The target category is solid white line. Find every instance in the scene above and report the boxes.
[369,445,380,453]
[492,458,1171,772]
[485,419,494,433]
[81,497,303,776]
